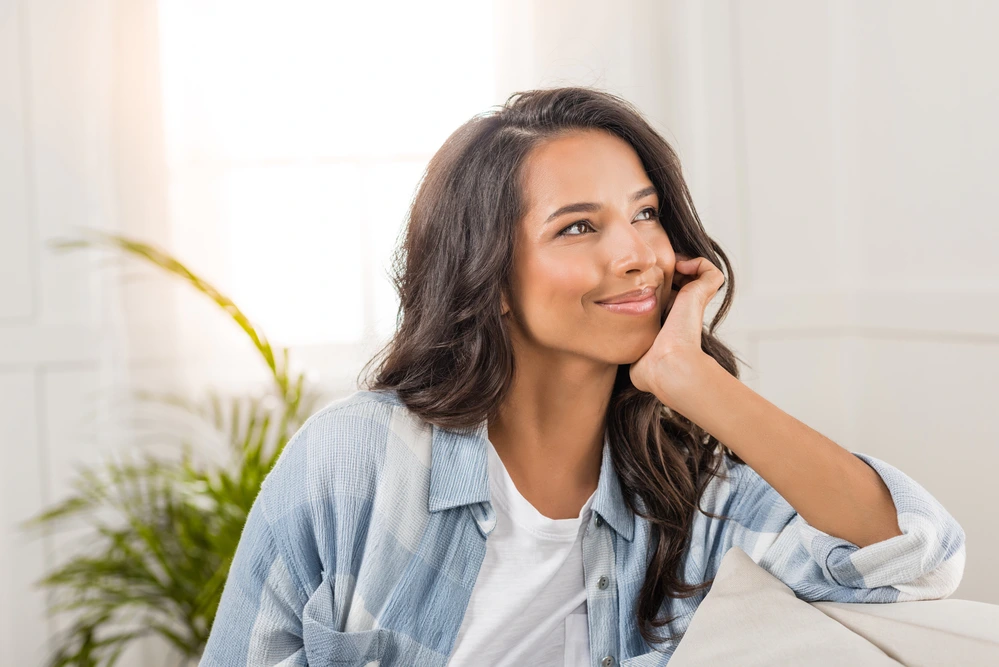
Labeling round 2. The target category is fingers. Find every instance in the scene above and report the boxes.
[674,256,725,300]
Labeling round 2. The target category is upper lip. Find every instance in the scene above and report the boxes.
[596,284,658,304]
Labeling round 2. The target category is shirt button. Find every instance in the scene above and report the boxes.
[594,514,604,527]
[601,656,615,666]
[597,575,609,590]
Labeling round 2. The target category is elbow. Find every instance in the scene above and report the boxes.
[939,523,967,598]
[893,520,967,600]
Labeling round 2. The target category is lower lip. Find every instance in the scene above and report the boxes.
[596,294,657,315]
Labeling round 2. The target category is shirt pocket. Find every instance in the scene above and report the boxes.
[303,571,401,667]
[303,625,395,667]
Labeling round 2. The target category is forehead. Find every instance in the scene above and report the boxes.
[518,130,654,221]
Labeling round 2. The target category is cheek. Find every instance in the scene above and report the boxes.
[652,226,674,254]
[524,253,599,312]
[656,232,676,266]
[654,235,676,272]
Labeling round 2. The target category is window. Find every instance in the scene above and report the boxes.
[156,0,496,358]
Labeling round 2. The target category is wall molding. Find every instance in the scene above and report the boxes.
[722,288,999,339]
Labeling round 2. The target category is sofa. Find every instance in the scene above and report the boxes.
[668,547,999,665]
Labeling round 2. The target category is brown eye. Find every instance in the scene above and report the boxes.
[557,220,594,237]
[638,207,660,221]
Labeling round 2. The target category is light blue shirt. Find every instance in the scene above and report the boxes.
[200,388,965,666]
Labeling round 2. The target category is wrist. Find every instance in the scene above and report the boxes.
[653,353,721,413]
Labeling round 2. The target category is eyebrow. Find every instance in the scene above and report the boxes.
[543,186,659,226]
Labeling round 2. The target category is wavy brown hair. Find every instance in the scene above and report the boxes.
[359,86,748,650]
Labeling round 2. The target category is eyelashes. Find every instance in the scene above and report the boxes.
[556,206,661,237]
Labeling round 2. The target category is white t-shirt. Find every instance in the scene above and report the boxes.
[447,439,597,667]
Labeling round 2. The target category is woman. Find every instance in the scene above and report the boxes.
[200,87,965,667]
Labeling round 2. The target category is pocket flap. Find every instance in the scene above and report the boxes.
[303,625,390,667]
[302,572,389,666]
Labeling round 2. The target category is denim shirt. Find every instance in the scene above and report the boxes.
[200,388,966,667]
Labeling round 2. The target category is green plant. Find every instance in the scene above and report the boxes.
[22,230,327,666]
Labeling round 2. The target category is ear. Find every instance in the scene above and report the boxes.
[500,290,511,317]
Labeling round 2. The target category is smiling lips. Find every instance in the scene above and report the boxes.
[595,285,658,315]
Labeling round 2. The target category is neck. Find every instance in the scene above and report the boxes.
[487,339,616,518]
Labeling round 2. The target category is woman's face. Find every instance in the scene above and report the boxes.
[503,129,677,365]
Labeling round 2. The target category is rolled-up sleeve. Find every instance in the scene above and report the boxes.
[696,451,966,604]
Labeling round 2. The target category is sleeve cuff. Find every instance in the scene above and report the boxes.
[795,452,966,596]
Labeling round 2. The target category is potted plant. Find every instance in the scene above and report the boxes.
[22,231,327,666]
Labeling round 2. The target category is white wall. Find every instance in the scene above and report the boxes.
[0,1,181,664]
[650,0,999,603]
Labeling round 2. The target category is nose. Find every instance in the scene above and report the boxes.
[606,221,658,277]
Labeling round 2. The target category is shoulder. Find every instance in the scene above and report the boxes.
[252,388,427,588]
[259,389,409,515]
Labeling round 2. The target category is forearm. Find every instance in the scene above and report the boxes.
[655,356,903,548]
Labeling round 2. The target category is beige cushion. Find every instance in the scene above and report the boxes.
[669,547,999,666]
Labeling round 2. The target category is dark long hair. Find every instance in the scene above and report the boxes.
[360,86,747,649]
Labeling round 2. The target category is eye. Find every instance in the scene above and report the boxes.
[556,220,594,237]
[556,207,661,238]
[637,206,661,221]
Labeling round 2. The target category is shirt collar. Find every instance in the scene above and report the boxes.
[427,415,635,542]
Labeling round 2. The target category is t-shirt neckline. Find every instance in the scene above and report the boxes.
[485,438,597,541]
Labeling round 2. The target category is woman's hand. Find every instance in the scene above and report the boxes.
[629,255,726,405]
